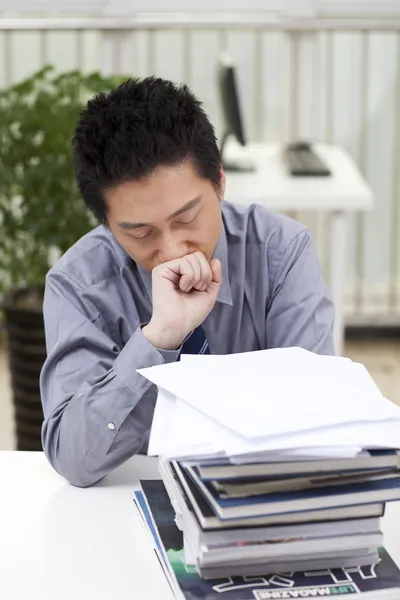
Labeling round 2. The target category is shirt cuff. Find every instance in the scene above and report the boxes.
[113,325,181,395]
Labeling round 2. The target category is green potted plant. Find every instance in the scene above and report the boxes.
[0,66,125,450]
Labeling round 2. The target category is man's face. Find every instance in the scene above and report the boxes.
[105,161,225,271]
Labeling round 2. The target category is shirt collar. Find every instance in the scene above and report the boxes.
[135,223,233,307]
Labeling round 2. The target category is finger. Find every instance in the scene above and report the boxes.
[178,257,196,292]
[183,253,202,291]
[210,258,222,286]
[193,251,213,290]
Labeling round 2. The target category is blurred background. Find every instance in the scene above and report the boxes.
[1,0,400,451]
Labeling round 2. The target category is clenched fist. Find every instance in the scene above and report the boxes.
[142,252,222,350]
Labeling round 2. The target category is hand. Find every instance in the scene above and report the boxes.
[142,252,222,350]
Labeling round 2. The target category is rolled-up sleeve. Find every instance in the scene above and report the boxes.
[40,270,179,487]
[266,229,335,355]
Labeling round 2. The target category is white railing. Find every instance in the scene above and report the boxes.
[1,16,400,325]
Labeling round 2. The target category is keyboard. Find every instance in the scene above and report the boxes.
[283,144,331,177]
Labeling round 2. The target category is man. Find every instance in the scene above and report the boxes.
[40,76,334,488]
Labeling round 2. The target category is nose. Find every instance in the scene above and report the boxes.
[157,233,188,264]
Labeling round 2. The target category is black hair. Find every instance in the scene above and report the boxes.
[73,76,221,224]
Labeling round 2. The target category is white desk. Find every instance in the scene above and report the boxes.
[224,142,373,356]
[1,451,399,600]
[0,452,173,600]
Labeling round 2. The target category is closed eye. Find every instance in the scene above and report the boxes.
[176,210,201,225]
[130,228,154,240]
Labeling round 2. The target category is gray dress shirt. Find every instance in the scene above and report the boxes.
[40,201,335,487]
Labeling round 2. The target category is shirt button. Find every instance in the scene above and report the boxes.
[108,422,116,431]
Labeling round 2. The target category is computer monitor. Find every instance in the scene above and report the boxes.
[218,55,254,172]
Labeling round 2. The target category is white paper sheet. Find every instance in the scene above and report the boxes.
[159,396,400,460]
[139,348,400,441]
[147,388,177,456]
[143,348,400,461]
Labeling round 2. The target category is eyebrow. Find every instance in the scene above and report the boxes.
[118,197,201,230]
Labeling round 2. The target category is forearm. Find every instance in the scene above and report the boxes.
[41,327,180,487]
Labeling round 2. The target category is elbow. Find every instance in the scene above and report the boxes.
[43,439,105,488]
[41,390,146,488]
[41,416,104,488]
[67,473,104,489]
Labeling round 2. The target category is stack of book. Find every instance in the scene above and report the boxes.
[135,479,400,600]
[159,451,399,578]
[135,348,400,597]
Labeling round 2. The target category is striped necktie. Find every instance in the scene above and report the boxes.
[178,326,210,360]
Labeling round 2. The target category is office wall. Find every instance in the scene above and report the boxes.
[0,22,399,316]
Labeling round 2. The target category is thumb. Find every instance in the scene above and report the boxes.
[210,258,222,286]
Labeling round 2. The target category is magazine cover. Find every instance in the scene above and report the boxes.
[134,480,400,599]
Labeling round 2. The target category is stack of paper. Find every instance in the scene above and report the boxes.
[138,347,400,579]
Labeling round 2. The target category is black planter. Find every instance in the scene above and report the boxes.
[2,287,46,451]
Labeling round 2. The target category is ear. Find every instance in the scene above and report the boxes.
[219,165,226,200]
